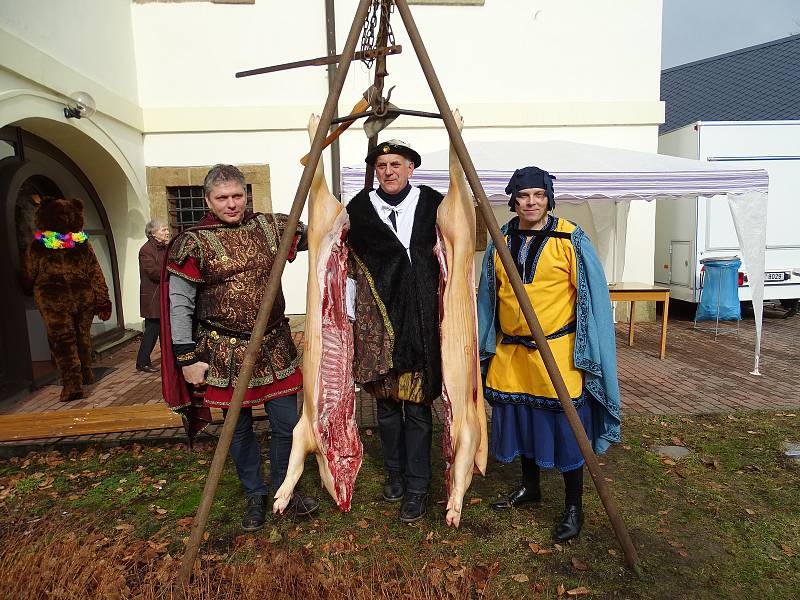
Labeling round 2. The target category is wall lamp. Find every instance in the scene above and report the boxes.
[64,91,96,119]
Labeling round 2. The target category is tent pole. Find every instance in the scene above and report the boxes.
[174,0,374,593]
[394,0,639,570]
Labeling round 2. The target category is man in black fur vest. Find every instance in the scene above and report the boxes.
[345,140,442,523]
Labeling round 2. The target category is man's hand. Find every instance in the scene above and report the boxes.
[182,362,209,385]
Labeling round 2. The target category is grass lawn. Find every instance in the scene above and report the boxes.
[0,411,798,599]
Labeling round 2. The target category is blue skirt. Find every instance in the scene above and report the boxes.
[490,400,593,472]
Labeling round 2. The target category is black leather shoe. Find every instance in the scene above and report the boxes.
[490,485,542,511]
[553,504,584,542]
[136,365,159,374]
[241,495,267,531]
[399,492,427,523]
[383,471,405,502]
[287,493,320,518]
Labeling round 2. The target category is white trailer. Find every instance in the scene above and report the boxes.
[656,120,800,305]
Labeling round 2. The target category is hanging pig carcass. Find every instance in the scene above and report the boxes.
[435,110,489,527]
[273,115,362,513]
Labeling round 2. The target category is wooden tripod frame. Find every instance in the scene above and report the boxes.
[176,0,639,591]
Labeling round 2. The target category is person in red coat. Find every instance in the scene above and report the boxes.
[136,220,170,372]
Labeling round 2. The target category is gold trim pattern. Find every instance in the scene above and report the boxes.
[199,229,228,262]
[351,249,395,347]
[256,214,278,254]
[166,265,204,283]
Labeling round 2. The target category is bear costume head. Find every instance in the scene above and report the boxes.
[35,197,85,235]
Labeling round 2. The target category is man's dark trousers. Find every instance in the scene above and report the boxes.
[376,397,432,493]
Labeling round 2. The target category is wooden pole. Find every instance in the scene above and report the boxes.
[393,0,640,570]
[174,0,374,592]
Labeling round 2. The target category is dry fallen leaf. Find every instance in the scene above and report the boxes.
[667,540,684,548]
[511,574,529,583]
[607,548,617,556]
[356,519,369,529]
[571,557,588,571]
[677,549,689,558]
[558,583,566,596]
[780,544,796,557]
[469,497,482,505]
[567,586,590,596]
[528,542,552,555]
[745,508,756,516]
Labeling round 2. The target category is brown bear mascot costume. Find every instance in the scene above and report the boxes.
[21,198,112,401]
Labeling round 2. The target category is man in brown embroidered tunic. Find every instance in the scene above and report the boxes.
[161,164,318,531]
[346,141,443,523]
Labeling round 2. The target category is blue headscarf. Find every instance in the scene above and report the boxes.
[505,166,556,212]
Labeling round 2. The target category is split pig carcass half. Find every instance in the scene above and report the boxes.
[273,115,362,514]
[434,110,489,528]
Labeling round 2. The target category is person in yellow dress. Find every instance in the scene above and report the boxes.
[477,166,620,542]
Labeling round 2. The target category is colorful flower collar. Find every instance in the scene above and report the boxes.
[34,230,89,249]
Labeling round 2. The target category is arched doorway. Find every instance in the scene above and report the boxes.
[0,126,124,401]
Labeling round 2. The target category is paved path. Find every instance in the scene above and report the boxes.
[2,306,797,449]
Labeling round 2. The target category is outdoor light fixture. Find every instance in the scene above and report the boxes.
[63,91,96,119]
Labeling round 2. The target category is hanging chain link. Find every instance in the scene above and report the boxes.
[359,0,395,68]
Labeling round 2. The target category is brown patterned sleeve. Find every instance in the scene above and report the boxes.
[273,212,307,256]
[167,232,205,282]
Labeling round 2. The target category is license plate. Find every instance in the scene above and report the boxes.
[765,271,789,282]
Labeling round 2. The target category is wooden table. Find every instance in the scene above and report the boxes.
[608,282,670,360]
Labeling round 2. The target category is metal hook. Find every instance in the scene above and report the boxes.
[375,85,395,117]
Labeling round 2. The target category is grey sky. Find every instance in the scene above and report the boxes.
[661,0,800,69]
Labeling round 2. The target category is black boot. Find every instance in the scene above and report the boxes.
[553,504,584,542]
[553,467,584,541]
[287,493,320,518]
[491,456,541,511]
[383,471,405,502]
[490,484,542,510]
[399,491,427,523]
[241,495,267,531]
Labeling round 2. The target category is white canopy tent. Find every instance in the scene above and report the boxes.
[341,140,769,374]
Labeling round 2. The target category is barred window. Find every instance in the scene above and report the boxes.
[167,184,253,233]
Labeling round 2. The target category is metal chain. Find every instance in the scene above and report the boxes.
[384,1,396,47]
[359,0,381,68]
[359,0,395,68]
